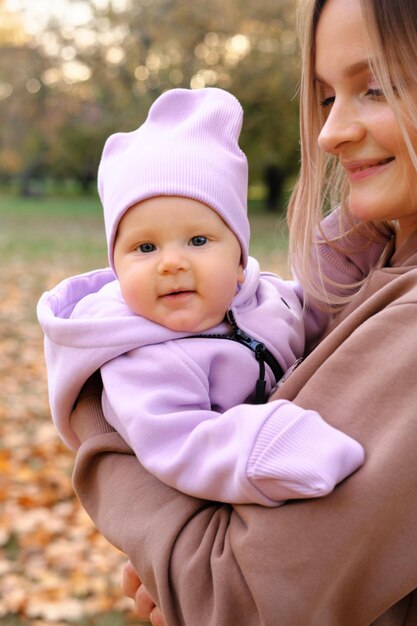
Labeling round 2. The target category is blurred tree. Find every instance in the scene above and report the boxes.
[1,0,299,205]
[47,112,110,192]
[225,2,300,210]
[0,0,27,45]
[0,44,48,194]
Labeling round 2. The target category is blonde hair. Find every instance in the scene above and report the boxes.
[288,0,417,307]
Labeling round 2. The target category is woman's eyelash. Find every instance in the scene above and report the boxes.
[320,96,334,108]
[320,88,388,108]
[366,88,384,97]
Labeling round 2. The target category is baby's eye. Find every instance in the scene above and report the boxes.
[138,242,156,253]
[189,235,207,247]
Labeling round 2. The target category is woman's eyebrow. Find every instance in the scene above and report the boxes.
[344,59,370,77]
[314,59,371,83]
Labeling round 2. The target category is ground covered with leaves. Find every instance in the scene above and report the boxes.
[0,196,288,625]
[0,197,146,625]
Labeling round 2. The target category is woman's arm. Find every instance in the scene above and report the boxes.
[72,277,417,626]
[72,376,257,626]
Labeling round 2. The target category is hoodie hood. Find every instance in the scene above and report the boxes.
[38,258,269,449]
[389,229,417,269]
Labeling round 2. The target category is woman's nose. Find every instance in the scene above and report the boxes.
[318,100,365,155]
[157,248,190,274]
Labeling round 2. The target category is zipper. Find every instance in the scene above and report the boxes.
[186,311,284,404]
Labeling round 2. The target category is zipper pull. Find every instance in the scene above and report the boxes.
[233,328,265,353]
[254,344,267,404]
[226,309,238,330]
[227,310,282,402]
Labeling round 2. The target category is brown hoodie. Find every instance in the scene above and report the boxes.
[72,230,417,626]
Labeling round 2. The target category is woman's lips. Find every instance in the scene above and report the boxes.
[343,157,395,182]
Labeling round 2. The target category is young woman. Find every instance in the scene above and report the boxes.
[70,0,417,623]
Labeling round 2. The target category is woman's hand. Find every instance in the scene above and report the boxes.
[122,560,166,626]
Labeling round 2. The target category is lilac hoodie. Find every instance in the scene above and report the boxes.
[38,255,365,507]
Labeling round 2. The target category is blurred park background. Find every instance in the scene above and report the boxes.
[0,0,297,624]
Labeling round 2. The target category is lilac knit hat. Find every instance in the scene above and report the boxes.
[97,87,250,271]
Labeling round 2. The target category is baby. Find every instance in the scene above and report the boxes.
[38,88,381,506]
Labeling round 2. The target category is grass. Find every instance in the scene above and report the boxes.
[0,614,134,626]
[0,194,107,268]
[0,192,290,276]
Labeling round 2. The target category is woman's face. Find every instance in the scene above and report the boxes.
[315,0,417,246]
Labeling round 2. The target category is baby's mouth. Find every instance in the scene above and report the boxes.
[162,289,194,298]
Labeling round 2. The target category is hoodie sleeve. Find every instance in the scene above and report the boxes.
[101,341,364,506]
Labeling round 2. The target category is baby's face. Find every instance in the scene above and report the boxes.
[113,196,244,332]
